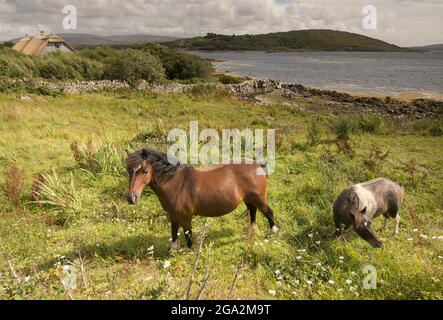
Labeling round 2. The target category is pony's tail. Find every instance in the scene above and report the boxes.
[258,163,269,177]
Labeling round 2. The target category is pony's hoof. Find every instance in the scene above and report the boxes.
[169,241,180,251]
[250,223,258,230]
[271,226,279,234]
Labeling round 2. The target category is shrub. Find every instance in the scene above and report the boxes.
[187,83,217,97]
[37,56,83,80]
[218,74,243,84]
[57,53,104,80]
[331,117,357,140]
[0,49,35,78]
[358,114,385,134]
[103,49,165,84]
[429,125,442,137]
[306,118,323,146]
[1,163,24,208]
[138,44,213,80]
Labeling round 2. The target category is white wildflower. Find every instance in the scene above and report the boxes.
[163,260,171,269]
[268,290,276,296]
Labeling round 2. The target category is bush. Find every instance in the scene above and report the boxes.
[57,53,104,80]
[331,117,357,140]
[103,49,165,84]
[358,114,385,134]
[187,83,217,97]
[429,125,443,137]
[0,49,36,78]
[1,163,24,208]
[306,118,323,146]
[37,56,83,80]
[138,44,213,80]
[218,74,243,84]
[0,45,211,83]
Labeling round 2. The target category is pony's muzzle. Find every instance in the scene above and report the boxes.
[372,241,384,248]
[127,194,140,205]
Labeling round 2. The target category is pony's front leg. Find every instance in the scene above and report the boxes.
[170,219,180,251]
[182,219,194,248]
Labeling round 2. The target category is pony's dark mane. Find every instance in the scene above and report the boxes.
[345,188,360,211]
[126,149,185,181]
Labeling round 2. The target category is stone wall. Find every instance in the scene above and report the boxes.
[31,79,443,118]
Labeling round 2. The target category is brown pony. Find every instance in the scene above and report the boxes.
[126,149,277,249]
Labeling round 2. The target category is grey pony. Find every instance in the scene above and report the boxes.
[333,178,404,248]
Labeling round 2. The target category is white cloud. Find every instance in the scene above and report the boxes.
[0,0,442,46]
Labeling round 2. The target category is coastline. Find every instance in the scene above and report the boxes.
[210,60,443,102]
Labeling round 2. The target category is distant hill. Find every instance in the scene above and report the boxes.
[166,29,411,52]
[410,44,443,51]
[9,33,180,47]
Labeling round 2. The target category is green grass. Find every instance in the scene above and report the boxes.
[0,91,442,300]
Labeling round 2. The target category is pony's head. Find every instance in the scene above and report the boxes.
[346,188,383,248]
[126,149,182,205]
[126,149,153,205]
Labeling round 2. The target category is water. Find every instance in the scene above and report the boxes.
[189,51,443,96]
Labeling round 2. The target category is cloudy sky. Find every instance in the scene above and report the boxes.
[0,0,442,46]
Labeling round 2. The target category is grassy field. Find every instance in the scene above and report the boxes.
[0,89,442,300]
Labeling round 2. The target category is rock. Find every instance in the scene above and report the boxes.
[20,95,32,102]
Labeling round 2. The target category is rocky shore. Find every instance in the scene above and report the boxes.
[15,79,443,118]
[227,79,443,118]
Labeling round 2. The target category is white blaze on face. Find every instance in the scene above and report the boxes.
[354,185,378,219]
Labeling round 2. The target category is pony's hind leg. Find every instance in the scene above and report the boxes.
[182,219,194,248]
[259,203,278,233]
[247,194,278,233]
[245,203,257,229]
[393,213,400,235]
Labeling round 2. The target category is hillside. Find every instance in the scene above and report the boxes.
[166,29,410,52]
[410,44,443,51]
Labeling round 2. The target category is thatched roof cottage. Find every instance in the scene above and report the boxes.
[12,33,75,55]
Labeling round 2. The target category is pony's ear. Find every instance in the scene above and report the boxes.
[360,207,367,214]
[141,149,149,159]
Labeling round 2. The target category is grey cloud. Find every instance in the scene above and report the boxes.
[0,0,442,46]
